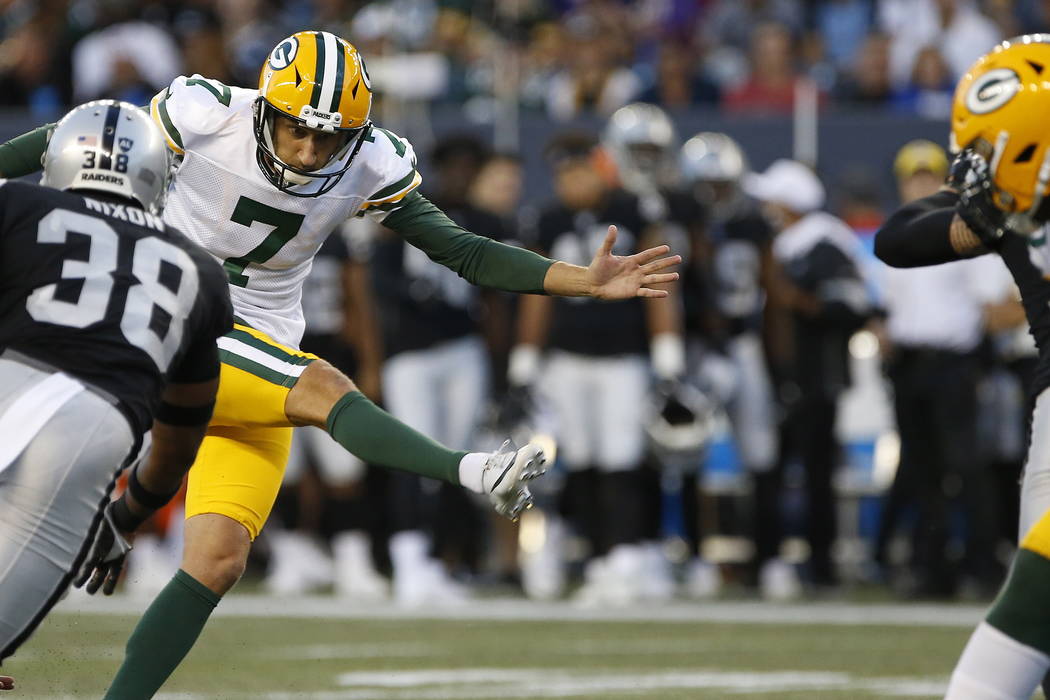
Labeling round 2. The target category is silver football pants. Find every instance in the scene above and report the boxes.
[0,356,135,662]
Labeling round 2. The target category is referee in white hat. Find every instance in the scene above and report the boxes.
[743,158,874,589]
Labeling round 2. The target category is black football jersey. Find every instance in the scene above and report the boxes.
[302,231,351,339]
[371,201,506,357]
[707,207,773,335]
[998,230,1050,396]
[0,181,233,435]
[300,231,356,371]
[534,190,649,356]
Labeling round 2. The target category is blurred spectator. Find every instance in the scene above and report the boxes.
[519,21,569,111]
[350,0,438,50]
[545,21,641,120]
[891,46,955,119]
[833,32,892,107]
[0,4,66,117]
[700,0,805,53]
[744,159,873,589]
[876,139,1014,597]
[71,1,182,104]
[1016,0,1050,32]
[636,41,720,108]
[722,23,803,115]
[879,0,1001,88]
[224,0,294,87]
[171,5,233,85]
[813,0,875,70]
[980,0,1022,37]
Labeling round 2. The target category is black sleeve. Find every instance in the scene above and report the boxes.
[168,265,234,384]
[874,190,984,268]
[168,338,221,384]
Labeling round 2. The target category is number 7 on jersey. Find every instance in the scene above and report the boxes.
[223,196,305,287]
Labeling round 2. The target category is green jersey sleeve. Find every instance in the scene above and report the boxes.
[0,123,52,178]
[381,191,554,295]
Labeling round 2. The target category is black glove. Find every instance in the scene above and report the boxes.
[949,149,1008,247]
[73,501,133,595]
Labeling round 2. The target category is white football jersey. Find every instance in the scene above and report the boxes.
[150,74,421,347]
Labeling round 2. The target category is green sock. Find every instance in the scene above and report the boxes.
[104,569,220,699]
[987,548,1050,654]
[326,391,466,485]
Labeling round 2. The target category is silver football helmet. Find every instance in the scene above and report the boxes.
[680,132,748,221]
[42,100,170,214]
[603,102,678,193]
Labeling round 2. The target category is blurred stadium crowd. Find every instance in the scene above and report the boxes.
[4,0,1050,120]
[0,0,1038,608]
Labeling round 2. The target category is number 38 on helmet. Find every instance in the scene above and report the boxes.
[253,30,373,196]
[952,34,1050,232]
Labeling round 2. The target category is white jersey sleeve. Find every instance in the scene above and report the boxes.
[149,74,241,156]
[355,127,422,223]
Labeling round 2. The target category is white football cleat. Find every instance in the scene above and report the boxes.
[482,440,547,520]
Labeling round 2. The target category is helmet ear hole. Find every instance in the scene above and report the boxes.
[1015,143,1038,163]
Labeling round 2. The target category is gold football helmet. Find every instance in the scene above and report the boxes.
[952,34,1050,229]
[253,30,372,196]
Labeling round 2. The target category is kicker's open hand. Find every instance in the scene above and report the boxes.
[586,225,682,300]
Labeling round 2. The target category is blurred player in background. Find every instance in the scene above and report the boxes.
[0,100,232,689]
[265,225,387,599]
[875,35,1050,700]
[366,135,508,605]
[678,131,784,598]
[510,130,685,604]
[0,30,679,697]
[601,103,693,600]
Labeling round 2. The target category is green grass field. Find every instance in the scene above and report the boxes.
[2,594,1010,699]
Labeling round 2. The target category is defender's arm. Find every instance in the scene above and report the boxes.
[874,190,988,268]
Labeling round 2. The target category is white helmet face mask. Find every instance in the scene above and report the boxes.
[252,97,366,197]
[41,100,170,214]
[604,103,678,193]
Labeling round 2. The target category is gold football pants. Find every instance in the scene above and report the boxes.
[184,323,317,539]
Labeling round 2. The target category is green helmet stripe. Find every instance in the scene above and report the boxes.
[329,40,345,115]
[310,32,326,109]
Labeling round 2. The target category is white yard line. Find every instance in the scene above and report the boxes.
[55,593,986,628]
[128,668,944,700]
